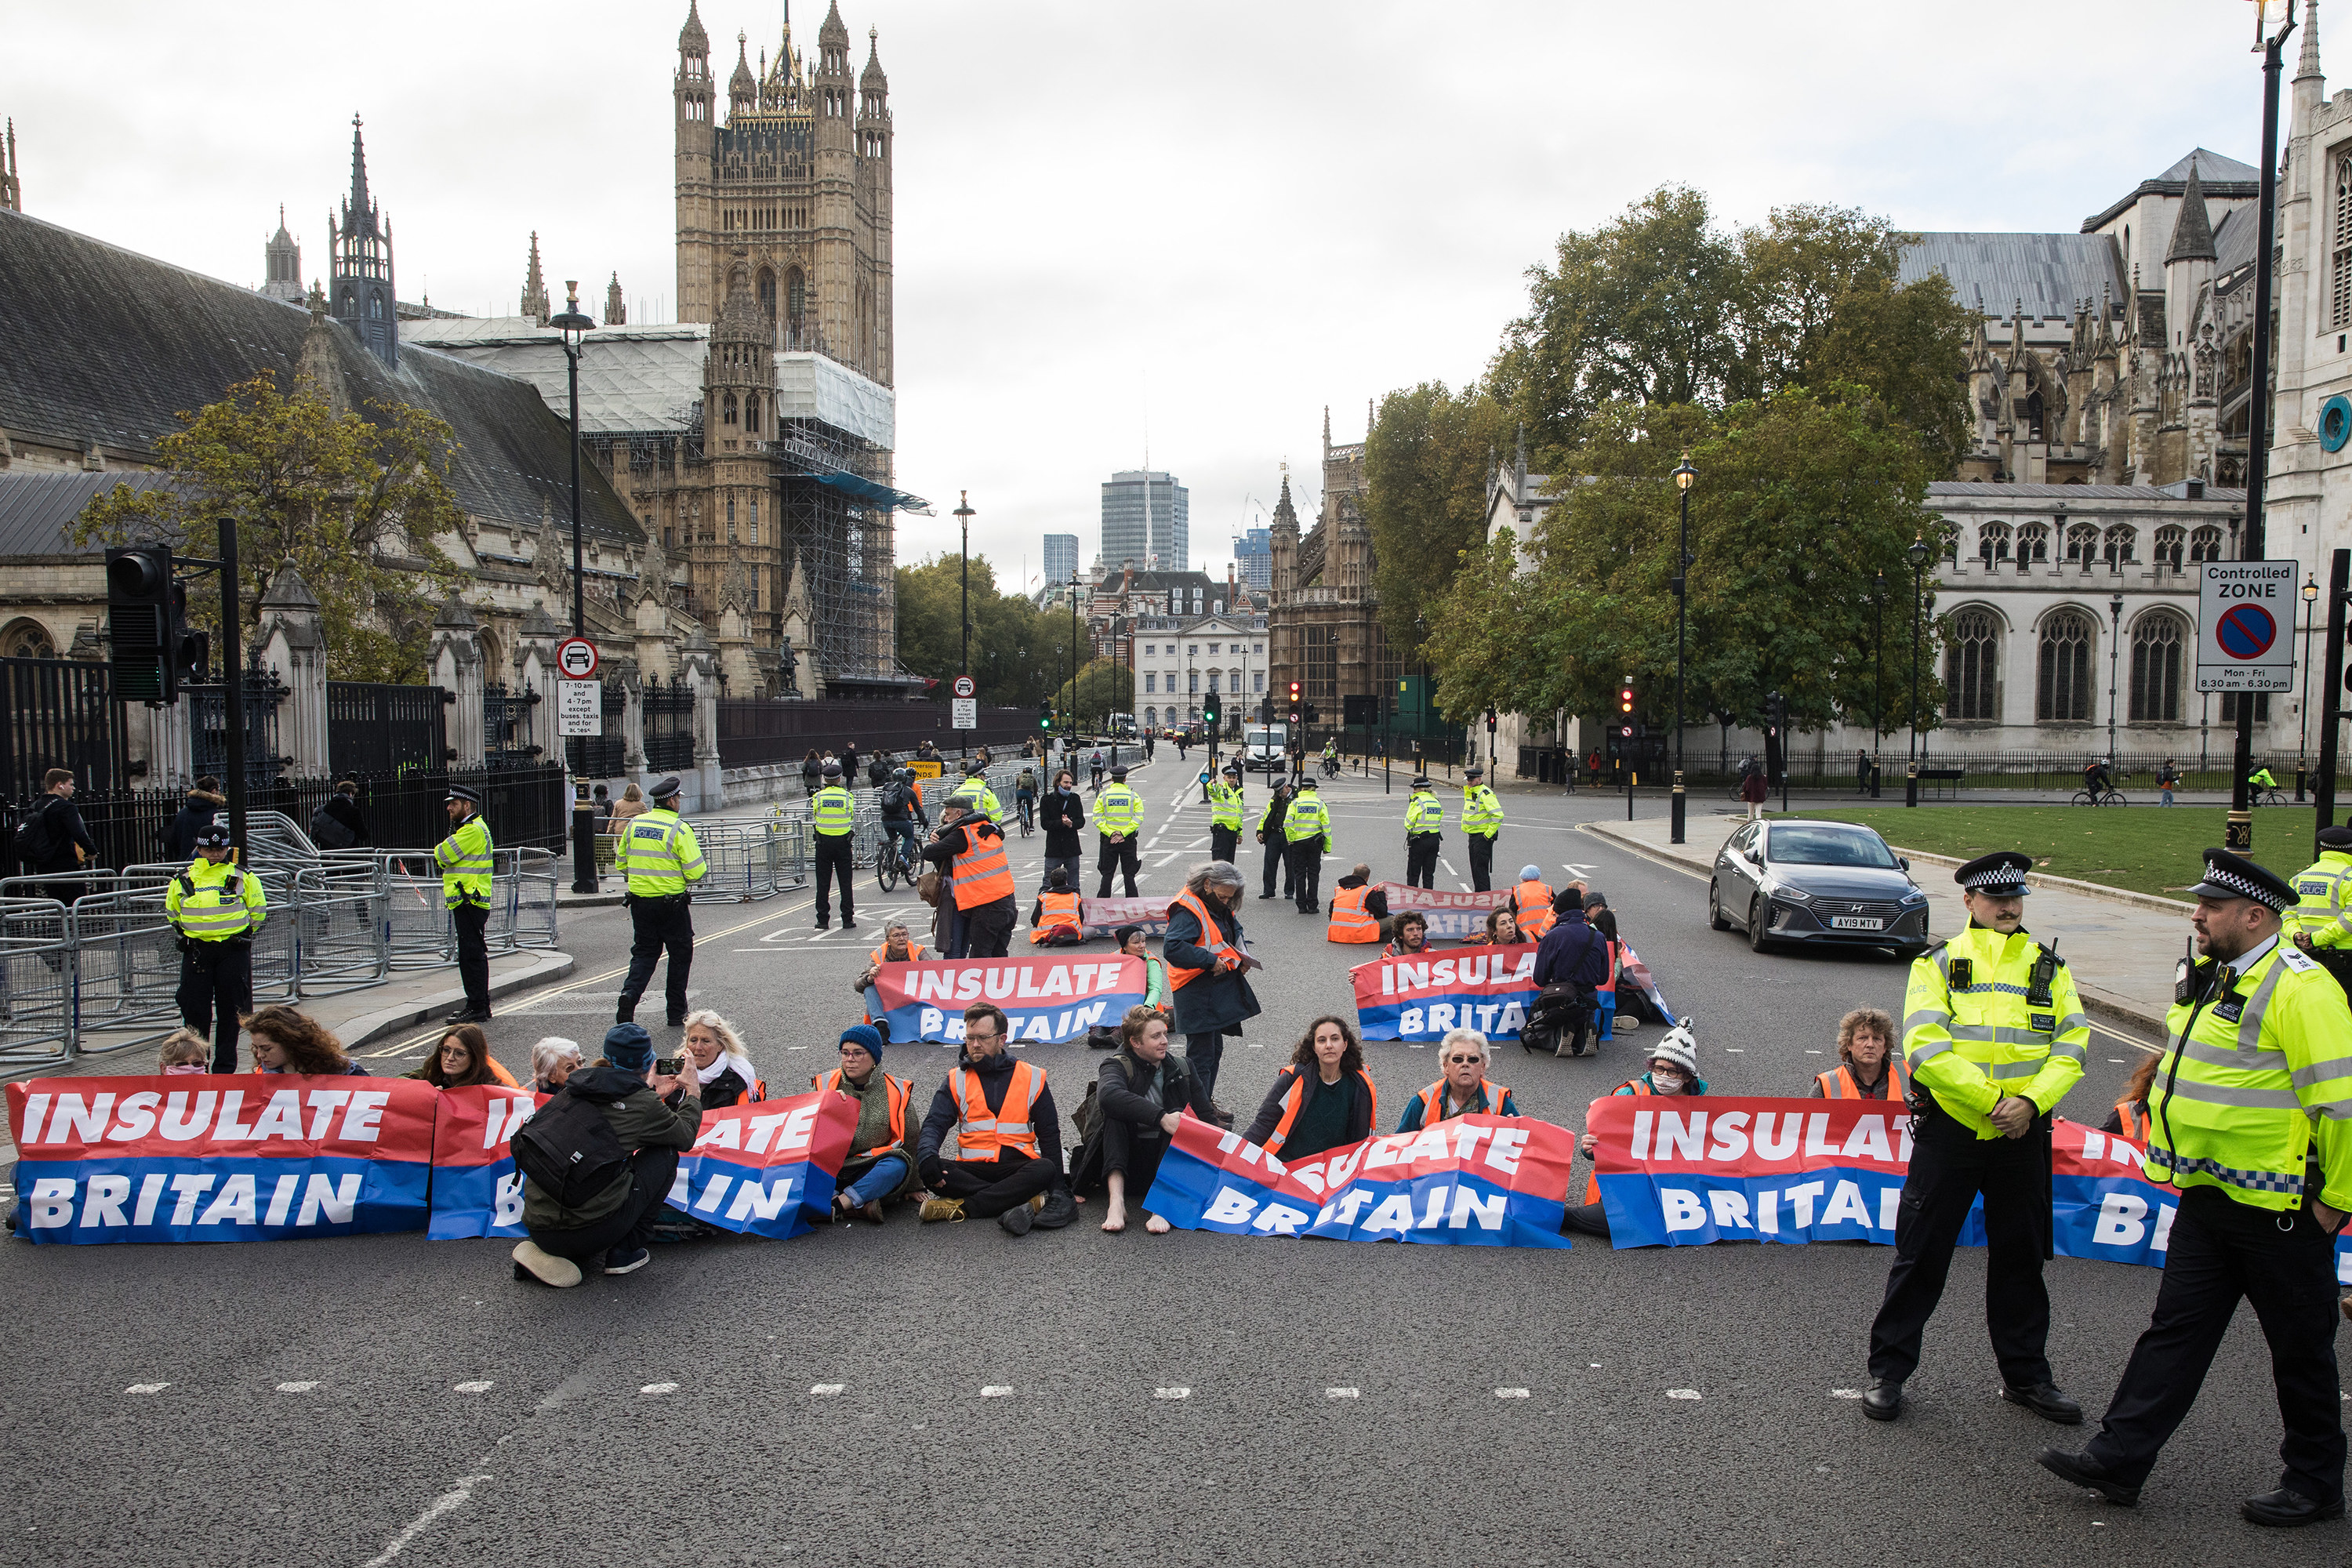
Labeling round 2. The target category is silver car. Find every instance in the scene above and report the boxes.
[1709,818,1931,957]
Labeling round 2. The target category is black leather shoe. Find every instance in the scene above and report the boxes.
[2002,1381,2083,1425]
[2242,1487,2345,1527]
[1860,1378,1903,1421]
[997,1202,1033,1236]
[2037,1447,2140,1507]
[444,1007,491,1024]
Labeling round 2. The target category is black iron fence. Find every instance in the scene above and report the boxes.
[484,682,543,768]
[0,656,125,798]
[189,666,291,785]
[644,678,695,771]
[328,681,451,776]
[564,680,627,779]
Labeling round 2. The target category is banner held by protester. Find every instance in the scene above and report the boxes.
[1377,884,1507,940]
[663,1089,860,1240]
[1352,945,1539,1043]
[426,1084,547,1240]
[875,956,1149,1044]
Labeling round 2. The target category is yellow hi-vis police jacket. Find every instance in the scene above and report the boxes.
[2288,850,2352,951]
[616,808,708,895]
[434,812,495,909]
[1207,780,1244,832]
[2148,937,2352,1214]
[165,857,267,942]
[1901,924,2087,1138]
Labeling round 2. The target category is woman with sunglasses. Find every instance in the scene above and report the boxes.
[1395,1028,1519,1131]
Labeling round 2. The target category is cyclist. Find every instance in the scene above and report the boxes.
[877,767,927,874]
[1014,763,1040,833]
[2082,756,2114,800]
[1322,739,1339,777]
[2249,764,2280,803]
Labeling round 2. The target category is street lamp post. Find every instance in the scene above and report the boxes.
[548,281,600,895]
[1669,452,1697,844]
[1871,569,1885,799]
[954,491,974,768]
[1067,570,1080,758]
[2107,592,2124,766]
[1906,535,1931,808]
[2299,572,2319,797]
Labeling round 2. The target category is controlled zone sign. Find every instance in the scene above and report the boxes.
[2195,559,2297,692]
[557,678,601,737]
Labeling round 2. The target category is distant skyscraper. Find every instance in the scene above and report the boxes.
[1042,532,1079,587]
[1233,525,1272,590]
[1101,470,1187,573]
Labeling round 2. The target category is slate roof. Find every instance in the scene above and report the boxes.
[0,471,184,556]
[1897,233,2126,321]
[2080,147,2259,232]
[0,207,642,547]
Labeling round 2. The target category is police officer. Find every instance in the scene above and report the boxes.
[1257,777,1293,902]
[952,757,1003,822]
[809,760,858,932]
[1864,850,2086,1425]
[1095,764,1144,896]
[1404,775,1443,889]
[1460,765,1503,891]
[437,783,496,1024]
[1207,762,1244,866]
[1283,775,1330,914]
[2040,849,2352,1526]
[2288,824,2352,1000]
[615,775,707,1026]
[165,822,267,1071]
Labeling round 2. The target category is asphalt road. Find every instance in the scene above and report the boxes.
[1,760,2337,1567]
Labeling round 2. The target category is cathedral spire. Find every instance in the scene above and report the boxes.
[2,118,19,214]
[2168,164,2218,263]
[2299,0,2323,82]
[604,271,626,326]
[521,232,550,324]
[347,114,370,214]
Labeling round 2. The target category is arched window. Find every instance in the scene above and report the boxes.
[743,393,760,433]
[2103,524,2136,566]
[2016,522,2050,564]
[757,268,776,331]
[2037,609,2096,721]
[1977,522,2012,568]
[722,391,739,426]
[786,267,806,333]
[2154,524,2186,569]
[1207,670,1220,695]
[2189,525,2223,562]
[2064,524,2100,565]
[1,619,56,659]
[2129,613,2186,722]
[1145,706,1158,728]
[1946,610,2000,720]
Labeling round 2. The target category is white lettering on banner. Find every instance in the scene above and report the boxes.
[263,1174,297,1226]
[1253,1201,1313,1235]
[483,1098,535,1150]
[1362,1193,1416,1236]
[724,1175,797,1222]
[307,1091,354,1139]
[2151,1201,2176,1254]
[106,1091,160,1142]
[169,1174,213,1224]
[1708,1190,1750,1229]
[2093,1192,2149,1247]
[297,1174,361,1225]
[53,1093,113,1142]
[1204,1187,1258,1225]
[27,1178,71,1228]
[493,1172,526,1229]
[18,1093,49,1145]
[132,1174,164,1225]
[1662,1189,1706,1231]
[33,1171,377,1231]
[1821,1180,1871,1227]
[1707,1112,1750,1161]
[1449,1186,1507,1229]
[81,1174,131,1227]
[199,1174,258,1225]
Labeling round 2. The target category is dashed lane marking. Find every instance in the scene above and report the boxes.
[1154,1387,1191,1400]
[811,1384,844,1397]
[276,1381,321,1393]
[1495,1388,1530,1399]
[1327,1387,1359,1399]
[1830,1389,1864,1399]
[1667,1388,1703,1400]
[981,1385,1014,1397]
[125,1382,169,1395]
[640,1382,678,1396]
[453,1381,495,1393]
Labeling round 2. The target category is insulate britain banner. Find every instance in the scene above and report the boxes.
[1377,884,1507,940]
[7,1075,436,1243]
[1143,1112,1574,1248]
[876,956,1146,1044]
[1352,945,1539,1043]
[427,1086,859,1243]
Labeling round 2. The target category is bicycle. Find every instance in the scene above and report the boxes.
[1015,793,1036,837]
[2068,787,2129,807]
[1320,756,1340,779]
[2252,787,2291,808]
[873,826,915,892]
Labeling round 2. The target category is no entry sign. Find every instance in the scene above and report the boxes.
[555,636,599,680]
[2195,561,2296,693]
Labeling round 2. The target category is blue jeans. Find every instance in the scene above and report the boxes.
[840,1154,909,1209]
[884,819,920,863]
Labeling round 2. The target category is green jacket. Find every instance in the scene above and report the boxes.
[521,1067,702,1231]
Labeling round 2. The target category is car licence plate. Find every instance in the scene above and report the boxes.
[1829,916,1885,931]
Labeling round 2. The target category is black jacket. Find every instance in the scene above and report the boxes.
[916,1047,1064,1174]
[162,789,225,862]
[1242,1064,1377,1154]
[1068,1047,1217,1192]
[1534,910,1610,992]
[1040,789,1086,857]
[29,793,96,875]
[320,793,369,848]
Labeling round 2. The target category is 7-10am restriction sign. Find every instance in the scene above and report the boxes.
[2194,560,2297,693]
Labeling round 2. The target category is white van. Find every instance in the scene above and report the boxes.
[1243,724,1289,772]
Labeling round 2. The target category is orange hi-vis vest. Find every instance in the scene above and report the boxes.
[1416,1078,1512,1126]
[1166,888,1242,990]
[1815,1061,1909,1101]
[949,1058,1043,1158]
[869,942,929,967]
[1262,1066,1378,1155]
[1596,938,1618,998]
[951,822,1015,910]
[1513,881,1556,939]
[814,1067,912,1149]
[1031,890,1083,942]
[1327,884,1379,943]
[2114,1099,2147,1141]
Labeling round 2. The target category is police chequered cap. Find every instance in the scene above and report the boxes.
[1296,775,1318,789]
[822,761,842,777]
[1954,851,2033,896]
[194,823,232,848]
[1412,775,1431,787]
[1464,766,1484,779]
[2186,848,2298,911]
[2319,825,2352,850]
[648,775,681,800]
[445,784,482,805]
[1109,764,1128,779]
[1221,763,1240,776]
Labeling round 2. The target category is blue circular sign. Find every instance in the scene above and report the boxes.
[2216,603,2278,660]
[2324,395,2352,453]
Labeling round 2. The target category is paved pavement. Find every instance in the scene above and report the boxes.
[0,764,2336,1565]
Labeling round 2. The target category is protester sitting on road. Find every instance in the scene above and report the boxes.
[1462,906,1520,946]
[410,1023,521,1089]
[1117,924,1169,1013]
[1396,1029,1520,1131]
[681,1010,762,1108]
[512,1023,702,1287]
[1809,1007,1907,1100]
[1564,1026,1708,1239]
[916,1002,1073,1234]
[818,1024,917,1223]
[1073,1005,1218,1235]
[1029,866,1087,946]
[2100,1052,2162,1142]
[530,1037,584,1094]
[1243,1015,1377,1160]
[1533,887,1610,1058]
[158,1028,211,1076]
[856,920,927,998]
[1327,863,1388,945]
[245,1006,368,1076]
[1382,911,1431,957]
[1512,866,1558,940]
[1578,887,1630,1040]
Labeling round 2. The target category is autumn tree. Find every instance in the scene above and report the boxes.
[69,372,468,684]
[1362,381,1512,656]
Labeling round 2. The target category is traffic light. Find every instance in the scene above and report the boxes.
[1203,690,1220,726]
[105,544,180,704]
[1484,705,1498,735]
[1304,702,1318,725]
[1038,699,1053,730]
[1618,676,1635,718]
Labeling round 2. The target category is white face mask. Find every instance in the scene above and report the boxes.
[1650,1067,1688,1092]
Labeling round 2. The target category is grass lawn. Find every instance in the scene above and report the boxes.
[1802,804,2324,902]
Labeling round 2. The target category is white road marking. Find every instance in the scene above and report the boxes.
[1805,1049,1822,1054]
[1589,1363,1602,1369]
[125,1382,169,1395]
[811,1383,845,1396]
[1495,1388,1530,1399]
[1154,1387,1191,1400]
[1327,1387,1360,1399]
[641,1382,678,1396]
[1830,1389,1864,1399]
[358,1470,492,1568]
[276,1381,321,1393]
[1667,1388,1703,1400]
[981,1385,1014,1397]
[453,1381,495,1393]
[1723,1047,1745,1053]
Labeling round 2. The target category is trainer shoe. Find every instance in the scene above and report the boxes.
[510,1239,583,1288]
[920,1196,967,1223]
[999,1203,1034,1236]
[1033,1184,1078,1229]
[603,1246,651,1276]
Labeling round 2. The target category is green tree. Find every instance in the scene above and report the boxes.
[1363,381,1512,655]
[68,372,467,682]
[1053,659,1135,728]
[894,554,1067,706]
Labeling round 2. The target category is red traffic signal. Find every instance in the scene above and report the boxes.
[1618,677,1635,715]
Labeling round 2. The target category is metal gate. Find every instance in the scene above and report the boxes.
[189,664,291,785]
[329,682,450,775]
[484,682,543,768]
[643,677,694,771]
[0,656,127,797]
[564,680,626,778]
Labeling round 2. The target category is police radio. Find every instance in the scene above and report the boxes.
[2173,935,2199,1005]
[2025,939,2060,1010]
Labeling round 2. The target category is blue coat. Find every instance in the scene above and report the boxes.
[1534,911,1609,991]
[1164,893,1261,1036]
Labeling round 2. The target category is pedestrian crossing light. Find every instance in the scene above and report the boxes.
[1038,699,1053,730]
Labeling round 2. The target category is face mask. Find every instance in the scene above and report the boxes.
[1650,1069,1688,1091]
[1058,786,1073,796]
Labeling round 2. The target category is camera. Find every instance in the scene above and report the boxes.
[655,1055,684,1075]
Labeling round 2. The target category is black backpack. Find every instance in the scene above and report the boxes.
[12,801,57,866]
[507,1087,630,1210]
[308,801,357,850]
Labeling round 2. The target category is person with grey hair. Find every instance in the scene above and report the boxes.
[1396,1028,1520,1131]
[529,1037,586,1094]
[1164,859,1258,1106]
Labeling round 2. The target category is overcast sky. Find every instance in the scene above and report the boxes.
[8,1,2286,590]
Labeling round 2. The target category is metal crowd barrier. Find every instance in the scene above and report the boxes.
[499,848,560,949]
[0,896,74,1069]
[292,861,391,996]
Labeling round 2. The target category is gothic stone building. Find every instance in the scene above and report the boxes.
[1267,408,1399,732]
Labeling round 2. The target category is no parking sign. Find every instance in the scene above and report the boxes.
[2195,561,2297,693]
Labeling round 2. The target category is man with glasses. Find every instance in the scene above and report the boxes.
[915,1002,1073,1235]
[1395,1029,1519,1131]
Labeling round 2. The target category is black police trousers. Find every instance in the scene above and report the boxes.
[1288,841,1323,912]
[1261,833,1290,898]
[2085,1185,2346,1501]
[1466,833,1496,892]
[452,900,492,1014]
[1867,1101,2054,1389]
[177,940,252,1073]
[814,834,855,924]
[1097,837,1139,897]
[619,894,695,1024]
[1406,834,1440,889]
[1210,825,1240,866]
